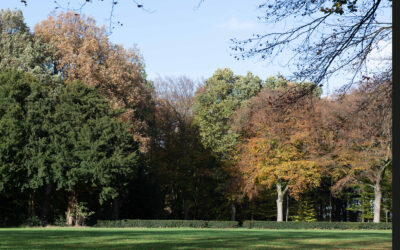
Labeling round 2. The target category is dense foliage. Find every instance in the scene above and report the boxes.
[0,9,392,226]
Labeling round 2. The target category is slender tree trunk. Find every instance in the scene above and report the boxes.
[329,193,332,222]
[286,193,289,222]
[276,180,288,222]
[373,182,382,223]
[385,209,388,223]
[112,198,119,220]
[28,190,35,216]
[41,183,53,224]
[231,202,236,221]
[66,189,77,226]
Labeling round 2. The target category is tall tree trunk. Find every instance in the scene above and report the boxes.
[373,182,382,223]
[66,189,77,226]
[112,198,119,220]
[329,192,332,222]
[286,193,289,222]
[276,180,288,222]
[231,202,236,221]
[41,183,53,224]
[28,190,35,216]
[372,162,388,223]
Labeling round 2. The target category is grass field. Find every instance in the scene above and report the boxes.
[0,227,392,249]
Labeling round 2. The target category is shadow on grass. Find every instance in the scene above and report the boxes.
[0,228,392,249]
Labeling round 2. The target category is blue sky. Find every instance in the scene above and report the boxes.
[0,0,391,96]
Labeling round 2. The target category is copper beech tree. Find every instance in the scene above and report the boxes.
[325,74,392,223]
[34,11,153,151]
[233,85,324,222]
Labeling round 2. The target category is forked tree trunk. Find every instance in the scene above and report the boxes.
[66,189,77,226]
[276,180,288,222]
[373,182,382,223]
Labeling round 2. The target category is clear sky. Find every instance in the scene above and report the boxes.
[0,0,392,96]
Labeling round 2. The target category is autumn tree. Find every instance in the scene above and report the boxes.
[326,74,392,223]
[233,83,323,222]
[34,11,153,151]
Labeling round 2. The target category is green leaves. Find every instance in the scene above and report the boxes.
[0,71,139,205]
[50,81,139,203]
[193,68,262,159]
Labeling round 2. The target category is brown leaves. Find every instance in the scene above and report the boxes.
[234,87,324,199]
[34,12,152,152]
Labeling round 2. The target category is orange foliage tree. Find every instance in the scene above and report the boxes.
[325,75,392,223]
[233,86,324,221]
[34,11,153,151]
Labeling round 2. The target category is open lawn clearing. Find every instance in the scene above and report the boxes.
[0,228,392,249]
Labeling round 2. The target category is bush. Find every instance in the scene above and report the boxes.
[94,220,239,228]
[22,215,42,227]
[53,215,67,227]
[242,221,392,230]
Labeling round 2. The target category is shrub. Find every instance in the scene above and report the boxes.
[22,215,42,227]
[242,221,392,230]
[53,215,67,227]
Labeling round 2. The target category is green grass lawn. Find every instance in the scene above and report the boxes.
[0,227,392,249]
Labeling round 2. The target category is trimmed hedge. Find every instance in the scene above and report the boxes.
[207,221,239,228]
[95,220,238,228]
[94,219,390,230]
[243,221,392,230]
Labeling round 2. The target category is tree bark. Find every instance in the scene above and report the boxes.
[66,189,77,226]
[276,180,288,222]
[373,182,382,223]
[231,202,236,221]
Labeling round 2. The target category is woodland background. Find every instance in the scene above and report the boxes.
[0,4,392,227]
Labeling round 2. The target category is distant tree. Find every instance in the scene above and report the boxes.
[193,68,263,220]
[193,68,263,159]
[152,76,224,220]
[34,11,153,151]
[0,9,55,82]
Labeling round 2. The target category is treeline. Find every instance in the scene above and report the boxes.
[0,9,392,226]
